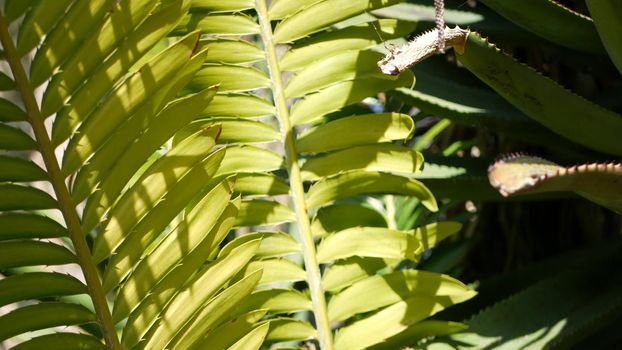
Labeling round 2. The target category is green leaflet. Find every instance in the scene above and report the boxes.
[41,0,160,117]
[0,72,15,90]
[121,239,260,348]
[187,64,271,93]
[61,32,200,174]
[75,59,211,216]
[0,240,76,268]
[301,143,423,181]
[138,241,262,350]
[202,94,275,118]
[0,213,66,240]
[0,273,86,307]
[328,270,475,322]
[29,0,117,86]
[488,154,622,214]
[268,0,324,20]
[10,333,105,350]
[311,204,387,238]
[237,289,312,315]
[296,113,414,153]
[290,72,415,125]
[234,200,295,227]
[219,231,301,258]
[100,148,226,291]
[227,323,270,350]
[233,173,290,197]
[415,222,463,251]
[113,200,239,323]
[456,31,622,156]
[0,97,26,121]
[190,0,254,12]
[316,227,423,263]
[587,0,622,75]
[173,13,260,36]
[202,38,265,64]
[193,310,268,350]
[240,259,307,285]
[0,155,47,182]
[167,270,263,349]
[0,124,37,150]
[479,0,604,53]
[217,145,284,175]
[16,0,73,55]
[91,127,221,263]
[333,292,475,350]
[285,50,392,98]
[112,179,234,322]
[273,0,402,43]
[280,19,416,72]
[0,303,96,342]
[4,0,35,23]
[0,184,57,211]
[176,118,280,144]
[265,318,318,342]
[306,171,438,212]
[48,0,190,121]
[72,86,216,204]
[323,257,389,293]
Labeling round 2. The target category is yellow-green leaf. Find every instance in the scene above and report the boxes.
[306,171,438,211]
[316,227,423,263]
[273,0,402,43]
[280,19,416,71]
[328,270,475,322]
[234,200,296,227]
[296,113,414,153]
[290,72,414,125]
[301,143,423,181]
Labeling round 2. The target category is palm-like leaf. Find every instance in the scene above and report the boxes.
[167,1,475,349]
[0,1,265,349]
[0,1,474,349]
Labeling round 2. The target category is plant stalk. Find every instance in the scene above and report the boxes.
[385,195,398,229]
[0,13,121,349]
[255,1,334,349]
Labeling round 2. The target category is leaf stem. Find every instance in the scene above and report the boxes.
[0,13,121,349]
[385,195,398,229]
[255,1,333,349]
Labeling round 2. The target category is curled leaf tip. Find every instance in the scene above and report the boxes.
[488,154,622,213]
[487,154,561,197]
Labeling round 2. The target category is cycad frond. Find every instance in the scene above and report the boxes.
[0,1,474,349]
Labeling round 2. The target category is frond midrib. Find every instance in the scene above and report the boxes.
[0,13,121,349]
[255,1,334,349]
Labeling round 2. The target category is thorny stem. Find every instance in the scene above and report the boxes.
[0,13,121,350]
[378,26,469,75]
[434,0,446,52]
[255,1,334,349]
